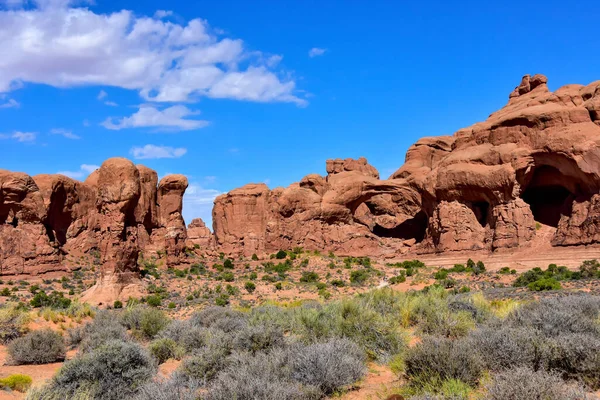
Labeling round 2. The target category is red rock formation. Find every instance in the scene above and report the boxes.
[0,158,190,302]
[0,171,58,275]
[214,74,600,256]
[186,218,213,250]
[151,174,189,265]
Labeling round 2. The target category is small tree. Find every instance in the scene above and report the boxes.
[244,282,256,293]
[275,250,287,259]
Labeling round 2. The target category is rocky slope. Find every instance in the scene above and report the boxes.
[213,74,600,256]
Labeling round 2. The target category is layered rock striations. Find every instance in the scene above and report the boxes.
[214,74,600,256]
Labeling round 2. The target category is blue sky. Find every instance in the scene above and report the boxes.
[1,0,599,227]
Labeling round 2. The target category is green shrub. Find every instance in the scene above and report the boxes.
[350,269,370,285]
[275,250,287,259]
[148,338,183,364]
[8,329,66,365]
[471,261,486,275]
[219,272,235,282]
[245,281,256,293]
[0,374,32,392]
[389,272,406,284]
[1,287,10,296]
[223,258,234,269]
[274,282,283,290]
[330,279,346,287]
[434,269,449,280]
[168,302,176,309]
[226,284,239,295]
[497,267,510,274]
[249,272,258,280]
[146,295,162,307]
[527,277,561,291]
[580,259,600,278]
[300,271,319,283]
[251,253,259,261]
[122,306,170,339]
[215,294,230,306]
[450,264,466,273]
[113,300,123,309]
[30,290,71,309]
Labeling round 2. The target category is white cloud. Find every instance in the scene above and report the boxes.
[50,128,80,139]
[57,163,99,179]
[266,54,282,67]
[308,47,327,58]
[0,98,19,108]
[182,182,222,227]
[0,2,306,106]
[97,90,108,100]
[102,104,208,131]
[130,144,187,159]
[154,10,172,19]
[80,164,99,173]
[1,131,36,142]
[82,119,90,127]
[104,100,118,106]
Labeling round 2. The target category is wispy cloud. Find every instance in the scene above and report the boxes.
[308,47,327,58]
[57,164,99,180]
[50,128,80,140]
[130,144,187,159]
[183,182,222,227]
[0,131,36,142]
[0,98,19,108]
[102,105,209,131]
[97,90,108,100]
[154,10,173,18]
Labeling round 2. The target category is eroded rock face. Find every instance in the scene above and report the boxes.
[214,74,600,255]
[186,218,213,250]
[0,159,190,297]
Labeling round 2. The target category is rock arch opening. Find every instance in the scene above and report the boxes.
[372,211,428,242]
[520,165,574,227]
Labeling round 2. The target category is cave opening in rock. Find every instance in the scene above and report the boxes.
[471,201,489,227]
[520,165,574,227]
[372,211,428,242]
[522,185,572,227]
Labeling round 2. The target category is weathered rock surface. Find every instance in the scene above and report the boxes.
[0,158,189,302]
[214,74,600,256]
[186,218,213,250]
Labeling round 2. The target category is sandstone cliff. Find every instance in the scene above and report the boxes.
[213,74,600,256]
